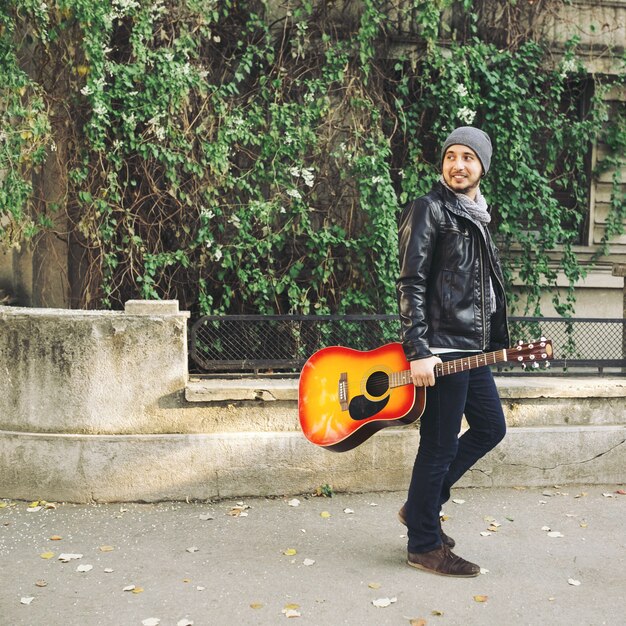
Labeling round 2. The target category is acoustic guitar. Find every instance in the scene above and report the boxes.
[298,339,553,452]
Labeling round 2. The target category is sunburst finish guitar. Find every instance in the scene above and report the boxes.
[298,339,553,452]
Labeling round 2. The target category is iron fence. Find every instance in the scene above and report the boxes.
[189,315,626,375]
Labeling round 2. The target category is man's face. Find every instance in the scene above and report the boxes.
[442,144,483,199]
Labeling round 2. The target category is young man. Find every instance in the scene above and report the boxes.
[396,126,509,577]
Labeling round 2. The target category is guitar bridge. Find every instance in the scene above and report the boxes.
[338,373,348,411]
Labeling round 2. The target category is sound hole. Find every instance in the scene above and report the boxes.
[366,371,389,397]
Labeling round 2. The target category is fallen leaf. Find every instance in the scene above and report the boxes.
[431,609,444,616]
[0,502,7,509]
[320,511,331,519]
[283,548,297,556]
[27,506,42,513]
[49,535,62,541]
[99,545,114,552]
[473,595,488,602]
[368,582,381,589]
[44,502,57,509]
[58,553,83,562]
[186,547,199,553]
[480,531,491,537]
[40,552,55,560]
[21,597,35,605]
[132,587,144,594]
[451,499,465,505]
[250,603,264,609]
[29,501,40,507]
[282,603,301,617]
[547,531,564,538]
[616,489,626,496]
[123,585,136,592]
[541,526,551,531]
[574,492,587,499]
[177,620,194,626]
[343,508,354,514]
[410,619,427,626]
[602,493,615,498]
[196,586,205,591]
[76,564,93,572]
[104,568,114,573]
[141,619,160,626]
[372,597,397,608]
[35,580,47,588]
[288,499,300,507]
[580,521,588,528]
[302,558,315,566]
[480,567,490,575]
[568,578,581,586]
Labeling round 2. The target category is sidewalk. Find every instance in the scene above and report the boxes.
[1,485,624,626]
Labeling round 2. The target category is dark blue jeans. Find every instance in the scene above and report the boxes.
[405,353,506,554]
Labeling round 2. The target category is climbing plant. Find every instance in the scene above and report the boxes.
[0,0,624,316]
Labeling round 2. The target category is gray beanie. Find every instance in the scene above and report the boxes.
[441,126,492,174]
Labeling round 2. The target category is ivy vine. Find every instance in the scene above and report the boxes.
[0,0,624,317]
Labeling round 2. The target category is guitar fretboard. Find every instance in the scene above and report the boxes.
[389,349,507,388]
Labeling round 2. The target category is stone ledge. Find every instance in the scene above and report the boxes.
[186,376,626,403]
[186,378,298,402]
[1,425,624,502]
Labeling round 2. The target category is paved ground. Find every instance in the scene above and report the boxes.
[1,485,625,626]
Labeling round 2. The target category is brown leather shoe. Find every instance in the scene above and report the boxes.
[407,545,480,577]
[398,505,456,549]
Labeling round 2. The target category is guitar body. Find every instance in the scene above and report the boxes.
[298,343,425,452]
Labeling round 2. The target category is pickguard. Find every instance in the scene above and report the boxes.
[348,394,389,421]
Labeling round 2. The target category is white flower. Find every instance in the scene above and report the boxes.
[371,176,384,184]
[454,83,469,98]
[80,85,93,96]
[286,188,302,200]
[214,248,223,261]
[560,57,577,79]
[289,167,301,178]
[93,102,107,116]
[301,168,315,187]
[458,106,476,125]
[229,214,241,228]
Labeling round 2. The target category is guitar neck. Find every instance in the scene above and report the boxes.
[390,348,508,388]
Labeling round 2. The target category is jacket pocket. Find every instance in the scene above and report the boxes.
[440,270,475,329]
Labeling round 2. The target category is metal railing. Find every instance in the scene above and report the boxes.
[189,315,626,375]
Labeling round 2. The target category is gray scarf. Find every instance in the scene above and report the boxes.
[440,176,497,313]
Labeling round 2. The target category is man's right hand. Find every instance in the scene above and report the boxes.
[409,356,442,388]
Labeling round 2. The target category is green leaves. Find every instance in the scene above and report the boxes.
[0,1,623,317]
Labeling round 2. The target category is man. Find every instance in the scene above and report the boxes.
[396,126,509,577]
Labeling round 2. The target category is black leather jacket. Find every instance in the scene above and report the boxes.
[397,182,509,361]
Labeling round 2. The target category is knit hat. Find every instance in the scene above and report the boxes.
[441,126,492,174]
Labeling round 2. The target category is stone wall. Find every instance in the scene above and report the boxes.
[0,302,624,503]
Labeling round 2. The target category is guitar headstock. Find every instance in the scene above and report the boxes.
[509,338,553,370]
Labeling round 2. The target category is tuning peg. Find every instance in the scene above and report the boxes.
[544,361,550,369]
[521,363,527,370]
[517,339,524,346]
[540,336,546,342]
[532,362,539,369]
